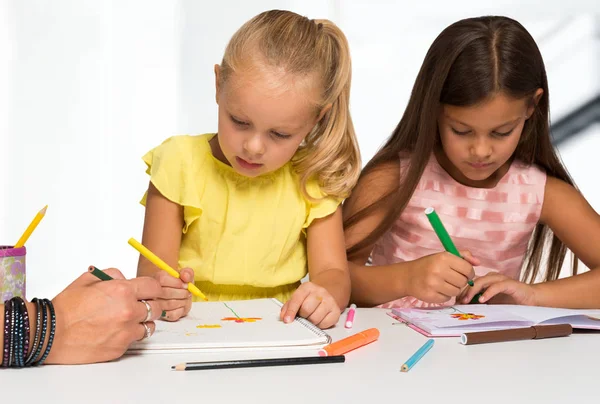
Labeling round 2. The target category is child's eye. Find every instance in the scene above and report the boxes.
[492,128,515,137]
[271,131,291,139]
[451,127,471,136]
[230,115,249,126]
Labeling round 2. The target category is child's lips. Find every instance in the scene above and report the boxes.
[236,156,263,169]
[468,161,492,169]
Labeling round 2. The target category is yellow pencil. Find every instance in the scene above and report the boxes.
[14,205,48,248]
[128,237,208,301]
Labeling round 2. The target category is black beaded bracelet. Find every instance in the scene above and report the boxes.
[8,300,15,367]
[29,298,47,365]
[12,298,24,367]
[2,300,12,367]
[25,298,42,365]
[36,299,55,365]
[1,296,56,368]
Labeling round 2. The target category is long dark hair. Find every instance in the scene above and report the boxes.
[344,16,577,283]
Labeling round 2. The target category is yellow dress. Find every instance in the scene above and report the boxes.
[141,134,341,302]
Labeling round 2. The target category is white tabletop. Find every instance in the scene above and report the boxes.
[1,308,598,403]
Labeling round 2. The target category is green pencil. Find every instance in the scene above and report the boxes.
[88,265,114,281]
[424,207,482,304]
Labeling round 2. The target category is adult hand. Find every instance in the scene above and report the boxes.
[46,268,162,364]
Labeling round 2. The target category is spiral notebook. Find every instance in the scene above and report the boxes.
[128,298,331,353]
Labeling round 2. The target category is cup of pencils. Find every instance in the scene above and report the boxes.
[0,205,48,300]
[0,246,27,301]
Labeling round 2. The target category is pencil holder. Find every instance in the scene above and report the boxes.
[0,246,26,301]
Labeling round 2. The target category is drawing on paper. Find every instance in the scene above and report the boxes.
[451,313,485,321]
[221,317,263,323]
[221,302,262,323]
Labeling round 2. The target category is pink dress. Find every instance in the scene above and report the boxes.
[371,154,546,309]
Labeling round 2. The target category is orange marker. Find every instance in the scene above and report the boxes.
[318,328,380,357]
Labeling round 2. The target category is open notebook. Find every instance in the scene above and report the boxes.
[392,304,600,337]
[128,298,331,353]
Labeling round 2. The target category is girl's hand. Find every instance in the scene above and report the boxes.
[458,272,538,306]
[406,250,479,303]
[155,267,194,321]
[280,282,341,329]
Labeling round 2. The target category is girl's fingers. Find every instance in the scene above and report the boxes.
[460,274,506,303]
[282,287,311,323]
[160,305,189,322]
[155,271,187,289]
[279,301,289,321]
[306,300,329,325]
[159,296,191,311]
[317,310,340,329]
[478,281,516,303]
[160,286,192,300]
[179,267,195,283]
[460,250,481,266]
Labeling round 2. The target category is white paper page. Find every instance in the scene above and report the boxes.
[128,299,330,352]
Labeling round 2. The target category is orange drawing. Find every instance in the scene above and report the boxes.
[451,313,485,321]
[221,317,263,323]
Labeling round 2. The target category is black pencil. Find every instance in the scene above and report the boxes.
[172,355,345,371]
[88,265,114,281]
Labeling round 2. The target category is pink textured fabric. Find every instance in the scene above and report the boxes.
[372,154,546,309]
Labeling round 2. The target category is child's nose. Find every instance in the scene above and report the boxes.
[470,137,492,158]
[244,133,265,157]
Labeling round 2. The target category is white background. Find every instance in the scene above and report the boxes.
[1,0,599,298]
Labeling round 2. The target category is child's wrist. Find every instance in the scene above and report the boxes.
[392,262,413,298]
[529,283,544,306]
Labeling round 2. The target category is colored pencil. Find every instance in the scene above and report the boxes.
[425,207,482,303]
[400,339,434,372]
[172,355,345,371]
[127,238,208,301]
[88,265,114,281]
[14,205,48,248]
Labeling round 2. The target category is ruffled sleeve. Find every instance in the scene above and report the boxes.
[140,135,207,233]
[302,178,343,228]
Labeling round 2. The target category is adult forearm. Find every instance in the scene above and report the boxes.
[533,268,600,309]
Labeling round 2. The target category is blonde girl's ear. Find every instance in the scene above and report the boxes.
[214,64,221,104]
[526,88,544,119]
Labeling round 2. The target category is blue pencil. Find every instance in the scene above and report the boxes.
[400,339,434,372]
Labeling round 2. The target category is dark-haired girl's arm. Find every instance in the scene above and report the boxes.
[343,160,409,306]
[461,176,600,308]
[344,161,477,307]
[531,176,600,308]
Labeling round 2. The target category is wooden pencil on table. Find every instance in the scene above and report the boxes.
[172,355,346,371]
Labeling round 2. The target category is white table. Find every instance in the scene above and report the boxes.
[1,308,598,403]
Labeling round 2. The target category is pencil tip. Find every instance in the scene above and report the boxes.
[41,205,48,214]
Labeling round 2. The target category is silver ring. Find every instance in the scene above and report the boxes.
[141,299,152,322]
[142,322,152,339]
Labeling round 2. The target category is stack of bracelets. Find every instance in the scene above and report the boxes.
[1,297,56,367]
